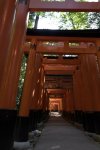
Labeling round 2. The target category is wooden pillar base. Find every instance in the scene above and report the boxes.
[0,109,17,150]
[14,117,29,142]
[62,111,68,120]
[69,112,75,122]
[94,112,100,134]
[29,110,38,131]
[62,111,74,122]
[37,110,43,123]
[29,110,48,131]
[75,110,83,124]
[82,112,95,133]
[42,111,49,122]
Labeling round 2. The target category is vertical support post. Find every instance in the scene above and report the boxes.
[86,54,100,134]
[37,66,45,123]
[29,53,43,130]
[46,92,50,118]
[95,41,100,134]
[0,0,30,109]
[73,69,83,124]
[19,49,36,117]
[96,40,100,73]
[0,0,17,86]
[42,89,46,112]
[65,89,74,122]
[80,54,95,132]
[42,90,49,121]
[62,93,67,119]
[0,0,30,149]
[0,0,17,150]
[15,47,36,142]
[69,88,75,121]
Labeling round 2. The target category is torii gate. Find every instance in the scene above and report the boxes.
[0,1,100,150]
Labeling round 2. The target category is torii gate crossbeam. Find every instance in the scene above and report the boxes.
[29,0,100,12]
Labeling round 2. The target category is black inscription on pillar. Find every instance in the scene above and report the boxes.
[19,0,28,5]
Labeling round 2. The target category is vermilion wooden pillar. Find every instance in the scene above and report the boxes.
[65,90,73,112]
[80,54,94,132]
[41,89,46,110]
[62,94,66,117]
[38,67,45,109]
[62,93,67,119]
[65,89,74,121]
[31,64,45,124]
[45,92,50,117]
[85,55,100,111]
[96,41,100,134]
[30,53,42,110]
[37,67,45,122]
[0,0,17,86]
[29,53,43,129]
[19,50,36,117]
[0,0,30,109]
[0,0,19,149]
[85,54,100,134]
[96,40,100,72]
[0,0,30,149]
[35,66,44,112]
[80,55,94,112]
[73,69,84,124]
[41,89,47,120]
[40,89,49,121]
[42,90,47,112]
[15,48,36,142]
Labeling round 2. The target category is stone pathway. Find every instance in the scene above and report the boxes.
[33,112,100,150]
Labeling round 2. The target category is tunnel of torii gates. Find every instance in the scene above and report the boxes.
[1,0,100,150]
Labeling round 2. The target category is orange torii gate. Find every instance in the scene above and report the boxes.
[0,1,100,150]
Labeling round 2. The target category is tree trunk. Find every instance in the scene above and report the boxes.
[34,15,39,29]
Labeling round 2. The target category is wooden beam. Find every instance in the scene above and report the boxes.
[44,65,76,75]
[44,64,76,71]
[43,58,80,65]
[26,35,99,43]
[47,89,66,94]
[29,0,100,12]
[27,29,100,38]
[45,70,74,75]
[37,44,97,54]
[50,98,62,101]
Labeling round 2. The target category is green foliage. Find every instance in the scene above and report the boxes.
[28,11,90,30]
[16,54,28,109]
[28,12,36,28]
[88,12,100,29]
[58,12,89,30]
